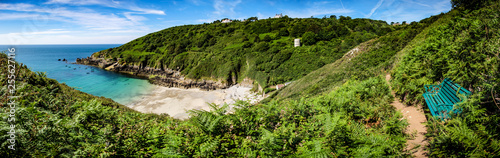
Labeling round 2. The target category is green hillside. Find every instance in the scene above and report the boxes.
[1,52,409,157]
[391,2,500,156]
[277,0,500,156]
[93,16,394,87]
[273,14,442,100]
[1,0,500,157]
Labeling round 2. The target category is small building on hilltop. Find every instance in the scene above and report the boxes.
[221,19,232,23]
[273,13,283,18]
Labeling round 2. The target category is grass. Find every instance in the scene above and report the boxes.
[224,43,244,49]
[275,39,377,100]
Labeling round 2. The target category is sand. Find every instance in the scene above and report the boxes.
[128,85,263,120]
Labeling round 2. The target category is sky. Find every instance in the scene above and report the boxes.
[0,0,452,45]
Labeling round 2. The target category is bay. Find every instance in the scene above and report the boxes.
[0,44,155,105]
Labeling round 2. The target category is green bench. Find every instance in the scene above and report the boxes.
[422,78,472,120]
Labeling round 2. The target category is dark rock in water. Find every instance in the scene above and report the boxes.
[73,68,76,70]
[65,65,67,67]
[87,72,90,74]
[58,59,61,61]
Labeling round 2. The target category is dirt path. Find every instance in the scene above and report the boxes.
[385,74,428,157]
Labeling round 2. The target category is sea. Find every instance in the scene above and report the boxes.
[0,44,156,105]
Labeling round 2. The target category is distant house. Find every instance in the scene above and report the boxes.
[392,22,400,26]
[274,82,293,90]
[273,13,283,18]
[221,19,232,23]
[276,84,285,90]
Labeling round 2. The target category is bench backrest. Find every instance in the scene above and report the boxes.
[437,78,472,105]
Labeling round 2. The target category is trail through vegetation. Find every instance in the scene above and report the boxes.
[2,0,500,157]
[386,74,428,157]
[1,53,410,156]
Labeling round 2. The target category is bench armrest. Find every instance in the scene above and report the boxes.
[424,84,441,94]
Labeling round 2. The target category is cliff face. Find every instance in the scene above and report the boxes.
[76,55,230,90]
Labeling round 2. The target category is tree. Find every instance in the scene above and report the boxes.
[247,16,258,21]
[263,35,272,42]
[339,16,351,23]
[451,0,491,10]
[302,31,317,46]
[254,36,261,43]
[278,28,289,36]
[241,35,249,42]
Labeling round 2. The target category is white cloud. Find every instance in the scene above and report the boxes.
[282,0,353,18]
[265,0,275,6]
[124,12,147,24]
[0,3,37,11]
[213,0,242,17]
[11,29,71,35]
[0,33,138,44]
[0,3,146,30]
[283,9,354,18]
[375,0,450,23]
[366,0,384,18]
[312,1,333,6]
[285,8,353,18]
[196,18,216,23]
[402,0,431,7]
[188,0,203,6]
[127,6,165,15]
[0,13,37,20]
[0,2,154,44]
[257,12,265,19]
[44,0,165,15]
[45,0,116,6]
[0,29,70,44]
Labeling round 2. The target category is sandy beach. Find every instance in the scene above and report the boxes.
[128,84,263,120]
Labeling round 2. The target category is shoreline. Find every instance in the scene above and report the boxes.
[128,84,264,120]
[76,54,265,120]
[75,55,232,90]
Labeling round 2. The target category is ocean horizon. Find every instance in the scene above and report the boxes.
[0,44,156,105]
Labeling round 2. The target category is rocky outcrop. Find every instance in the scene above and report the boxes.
[76,56,114,69]
[76,55,230,90]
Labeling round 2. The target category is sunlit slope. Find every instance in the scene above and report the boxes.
[94,17,394,87]
[389,2,500,156]
[274,14,441,100]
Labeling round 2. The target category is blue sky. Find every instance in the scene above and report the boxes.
[0,0,451,44]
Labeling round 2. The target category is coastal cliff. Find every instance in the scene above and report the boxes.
[76,55,230,90]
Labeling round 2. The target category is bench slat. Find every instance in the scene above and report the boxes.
[423,93,439,117]
[439,85,460,104]
[422,78,471,120]
[443,81,463,97]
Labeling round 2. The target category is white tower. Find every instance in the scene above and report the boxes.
[294,39,300,47]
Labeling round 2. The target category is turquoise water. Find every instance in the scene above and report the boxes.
[1,45,155,105]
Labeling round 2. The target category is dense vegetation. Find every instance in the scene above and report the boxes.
[391,1,500,156]
[2,0,500,157]
[95,16,394,87]
[274,14,443,100]
[0,53,409,157]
